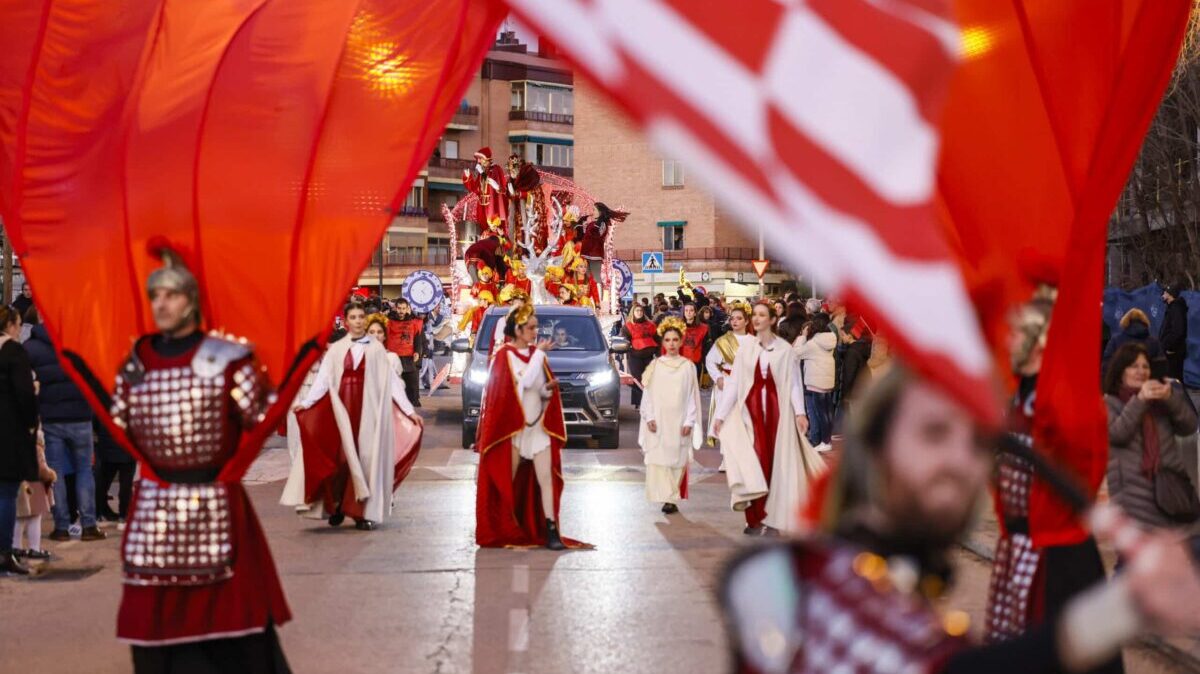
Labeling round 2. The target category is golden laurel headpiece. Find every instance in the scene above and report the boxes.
[365,312,389,333]
[657,316,687,338]
[726,300,752,317]
[508,303,535,327]
[498,284,530,305]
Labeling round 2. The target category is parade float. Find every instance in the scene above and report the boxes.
[442,147,628,337]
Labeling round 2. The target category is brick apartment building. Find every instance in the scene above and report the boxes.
[357,31,575,295]
[572,80,797,301]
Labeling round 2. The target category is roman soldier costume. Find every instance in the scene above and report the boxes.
[110,247,290,672]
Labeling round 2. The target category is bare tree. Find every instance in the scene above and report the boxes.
[1111,5,1200,289]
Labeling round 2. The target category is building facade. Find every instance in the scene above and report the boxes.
[357,31,574,296]
[572,80,796,302]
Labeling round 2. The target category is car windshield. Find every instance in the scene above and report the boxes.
[476,313,604,352]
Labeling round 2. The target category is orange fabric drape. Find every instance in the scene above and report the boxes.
[938,0,1192,545]
[0,0,504,461]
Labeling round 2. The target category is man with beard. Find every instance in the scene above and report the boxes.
[110,245,291,672]
[385,298,424,409]
[722,368,1200,673]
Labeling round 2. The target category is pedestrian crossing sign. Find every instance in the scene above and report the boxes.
[641,251,664,274]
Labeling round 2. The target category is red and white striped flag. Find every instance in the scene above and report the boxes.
[502,0,997,422]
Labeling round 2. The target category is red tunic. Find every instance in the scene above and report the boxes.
[386,318,422,357]
[743,364,778,529]
[115,338,290,645]
[474,344,588,548]
[504,271,533,296]
[679,323,709,363]
[463,163,508,230]
[580,220,607,260]
[626,320,658,351]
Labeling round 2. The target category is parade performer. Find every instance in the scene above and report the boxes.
[110,246,291,671]
[458,262,500,335]
[543,265,567,302]
[722,368,1168,674]
[462,147,508,235]
[502,257,533,298]
[705,301,752,444]
[475,304,587,550]
[579,202,628,281]
[678,302,710,377]
[638,318,701,514]
[366,313,424,491]
[464,216,512,285]
[568,259,600,308]
[284,304,398,531]
[488,291,529,359]
[555,284,579,307]
[622,304,660,409]
[984,287,1120,673]
[713,302,824,535]
[385,298,424,408]
[505,153,544,249]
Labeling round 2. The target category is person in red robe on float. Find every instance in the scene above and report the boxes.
[475,304,588,550]
[110,245,292,672]
[462,147,508,235]
[579,202,627,282]
[568,259,600,308]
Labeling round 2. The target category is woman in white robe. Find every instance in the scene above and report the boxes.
[713,302,825,536]
[639,319,702,513]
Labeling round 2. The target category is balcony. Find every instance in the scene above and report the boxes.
[615,247,758,262]
[508,110,574,125]
[369,249,452,267]
[447,105,479,130]
[397,205,428,218]
[428,156,475,171]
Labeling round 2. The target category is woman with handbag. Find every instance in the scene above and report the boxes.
[1104,342,1200,530]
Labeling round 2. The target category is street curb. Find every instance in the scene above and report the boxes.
[957,538,1200,671]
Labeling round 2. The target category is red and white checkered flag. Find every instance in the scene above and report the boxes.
[502,0,996,421]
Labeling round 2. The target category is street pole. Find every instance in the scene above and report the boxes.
[757,219,764,299]
[378,236,385,299]
[1,218,11,303]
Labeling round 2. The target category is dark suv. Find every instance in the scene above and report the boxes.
[453,306,629,449]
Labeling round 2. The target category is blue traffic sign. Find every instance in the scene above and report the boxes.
[641,251,664,274]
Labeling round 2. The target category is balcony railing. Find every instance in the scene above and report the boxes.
[509,110,574,125]
[369,249,452,267]
[397,205,428,218]
[427,156,475,171]
[614,247,759,262]
[450,106,480,127]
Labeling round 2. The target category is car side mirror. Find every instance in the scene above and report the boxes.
[609,337,631,354]
[451,338,472,353]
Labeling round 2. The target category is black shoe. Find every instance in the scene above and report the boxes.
[761,526,781,537]
[81,526,106,541]
[0,552,30,576]
[354,519,377,531]
[16,549,51,560]
[48,529,71,542]
[661,503,679,514]
[743,526,764,536]
[544,519,567,551]
[328,511,345,527]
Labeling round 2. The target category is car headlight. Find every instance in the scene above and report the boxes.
[469,369,490,385]
[587,370,614,387]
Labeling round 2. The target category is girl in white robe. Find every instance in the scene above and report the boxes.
[714,303,825,535]
[639,320,702,513]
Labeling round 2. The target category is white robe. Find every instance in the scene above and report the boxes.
[280,335,398,523]
[510,348,552,460]
[713,336,825,533]
[639,356,702,503]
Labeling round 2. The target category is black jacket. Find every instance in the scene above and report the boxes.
[839,340,872,402]
[0,339,39,482]
[1160,297,1190,379]
[24,324,92,423]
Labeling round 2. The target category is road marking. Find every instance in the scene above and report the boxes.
[512,565,529,594]
[508,608,529,652]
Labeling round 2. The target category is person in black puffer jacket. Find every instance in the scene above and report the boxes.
[24,323,104,542]
[1160,283,1190,381]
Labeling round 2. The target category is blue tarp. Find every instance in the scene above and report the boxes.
[1102,283,1200,388]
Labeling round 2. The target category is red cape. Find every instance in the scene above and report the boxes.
[475,344,588,548]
